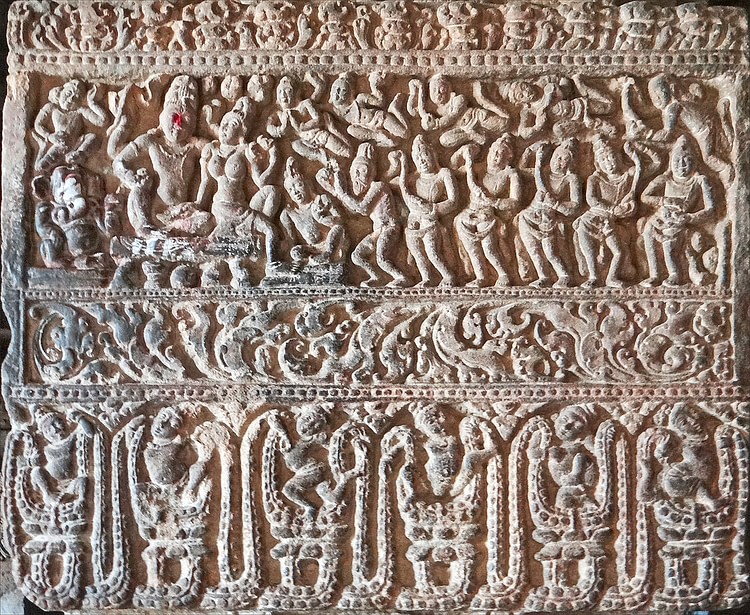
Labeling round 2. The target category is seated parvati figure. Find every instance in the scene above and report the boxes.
[33,79,108,173]
[518,139,582,287]
[183,97,282,286]
[317,143,408,287]
[641,136,716,287]
[127,408,215,608]
[574,137,641,288]
[391,135,458,286]
[454,135,522,287]
[266,75,352,163]
[34,165,118,270]
[280,159,347,273]
[407,74,509,149]
[329,72,409,148]
[114,75,209,239]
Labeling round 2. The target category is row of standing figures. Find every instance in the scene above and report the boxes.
[31,74,731,288]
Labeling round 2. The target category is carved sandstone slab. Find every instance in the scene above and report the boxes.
[1,1,749,613]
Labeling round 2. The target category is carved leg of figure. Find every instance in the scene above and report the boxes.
[313,224,346,265]
[352,234,380,285]
[662,236,684,286]
[604,234,626,287]
[542,237,570,287]
[518,218,551,286]
[292,140,325,163]
[126,186,154,237]
[462,237,490,287]
[406,230,434,286]
[37,143,67,172]
[687,245,709,286]
[228,258,252,288]
[642,226,663,286]
[439,128,471,149]
[384,96,409,139]
[482,234,511,286]
[110,258,139,289]
[425,230,456,286]
[142,260,164,290]
[201,261,222,287]
[576,228,599,287]
[377,226,408,286]
[66,133,97,165]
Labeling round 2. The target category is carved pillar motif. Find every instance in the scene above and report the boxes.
[1,1,748,613]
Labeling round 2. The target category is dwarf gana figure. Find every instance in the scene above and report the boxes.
[641,136,716,286]
[637,403,748,608]
[574,137,641,287]
[33,79,108,172]
[281,158,347,272]
[393,405,495,610]
[126,407,229,608]
[260,405,368,609]
[526,406,614,611]
[11,410,95,610]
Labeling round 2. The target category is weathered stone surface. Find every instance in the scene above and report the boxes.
[1,1,749,613]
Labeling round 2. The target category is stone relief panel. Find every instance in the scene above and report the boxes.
[2,0,749,613]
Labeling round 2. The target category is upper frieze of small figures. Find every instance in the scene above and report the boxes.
[8,0,748,56]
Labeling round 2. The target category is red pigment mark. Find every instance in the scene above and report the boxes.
[172,112,184,128]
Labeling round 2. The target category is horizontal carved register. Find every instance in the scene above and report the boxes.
[1,1,749,613]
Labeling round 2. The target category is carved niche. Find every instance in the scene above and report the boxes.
[1,1,749,613]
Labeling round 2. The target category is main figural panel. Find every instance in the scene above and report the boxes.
[26,70,736,291]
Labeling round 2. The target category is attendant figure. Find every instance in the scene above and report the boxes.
[33,79,108,172]
[641,136,716,286]
[317,143,407,286]
[391,135,458,286]
[575,137,641,287]
[455,135,522,287]
[518,139,582,287]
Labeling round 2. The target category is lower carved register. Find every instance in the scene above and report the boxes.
[3,399,748,612]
